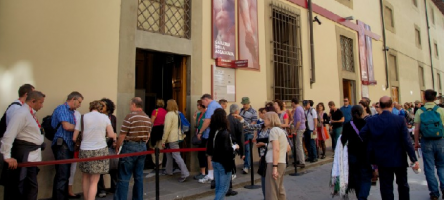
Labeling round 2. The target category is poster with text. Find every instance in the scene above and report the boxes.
[238,0,259,69]
[212,0,236,60]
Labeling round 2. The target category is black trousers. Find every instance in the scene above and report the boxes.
[4,166,39,200]
[198,138,208,168]
[378,167,410,200]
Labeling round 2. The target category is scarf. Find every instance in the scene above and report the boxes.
[331,135,349,199]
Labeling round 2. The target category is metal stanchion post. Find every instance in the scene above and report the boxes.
[244,138,260,189]
[155,148,160,200]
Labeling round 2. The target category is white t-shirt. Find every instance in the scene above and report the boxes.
[76,111,111,150]
[266,127,288,164]
[304,108,318,131]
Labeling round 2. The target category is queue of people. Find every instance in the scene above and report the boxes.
[0,84,441,200]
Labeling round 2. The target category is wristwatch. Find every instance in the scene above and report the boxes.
[273,165,278,167]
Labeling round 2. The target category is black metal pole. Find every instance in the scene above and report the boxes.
[244,138,260,189]
[155,148,160,200]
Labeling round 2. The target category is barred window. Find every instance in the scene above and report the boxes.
[137,0,191,39]
[271,4,303,101]
[340,35,355,72]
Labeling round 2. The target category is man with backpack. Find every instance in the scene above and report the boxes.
[303,100,318,163]
[0,84,35,137]
[414,89,444,200]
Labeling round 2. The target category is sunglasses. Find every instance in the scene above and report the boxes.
[375,106,380,108]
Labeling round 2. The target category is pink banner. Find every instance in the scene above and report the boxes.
[238,0,259,69]
[212,0,236,60]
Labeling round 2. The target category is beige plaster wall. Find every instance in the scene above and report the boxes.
[0,0,121,198]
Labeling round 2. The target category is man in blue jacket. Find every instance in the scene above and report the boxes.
[360,96,419,200]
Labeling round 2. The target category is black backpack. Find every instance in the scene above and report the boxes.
[41,115,61,141]
[0,102,22,137]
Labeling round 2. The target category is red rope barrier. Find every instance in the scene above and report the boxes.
[17,148,206,168]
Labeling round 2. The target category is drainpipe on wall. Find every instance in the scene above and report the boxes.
[424,0,436,90]
[379,0,390,91]
[308,0,316,85]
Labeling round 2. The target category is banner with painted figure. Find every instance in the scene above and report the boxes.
[212,0,236,61]
[238,0,259,69]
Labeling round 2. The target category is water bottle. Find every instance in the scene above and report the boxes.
[411,163,422,174]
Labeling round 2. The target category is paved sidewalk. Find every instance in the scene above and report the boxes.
[71,152,334,200]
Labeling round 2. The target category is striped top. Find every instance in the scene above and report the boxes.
[120,111,152,141]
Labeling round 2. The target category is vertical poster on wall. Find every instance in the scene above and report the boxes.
[238,0,259,70]
[212,0,236,61]
[357,20,376,86]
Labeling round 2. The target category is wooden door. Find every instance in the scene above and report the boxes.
[172,57,187,114]
[391,87,399,103]
[343,79,352,102]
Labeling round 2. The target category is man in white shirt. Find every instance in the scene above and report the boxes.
[0,90,45,200]
[0,84,35,137]
[303,100,318,163]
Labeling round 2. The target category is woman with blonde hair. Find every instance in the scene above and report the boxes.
[72,100,117,200]
[161,99,190,182]
[150,99,168,170]
[263,112,290,200]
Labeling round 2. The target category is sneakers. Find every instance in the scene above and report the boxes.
[231,174,237,180]
[98,191,106,198]
[173,168,181,174]
[198,175,213,183]
[178,176,188,183]
[242,168,249,174]
[194,173,205,180]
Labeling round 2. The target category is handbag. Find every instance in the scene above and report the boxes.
[74,115,84,158]
[257,138,269,177]
[191,130,201,146]
[109,147,119,170]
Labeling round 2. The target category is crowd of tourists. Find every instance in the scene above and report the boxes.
[0,83,444,200]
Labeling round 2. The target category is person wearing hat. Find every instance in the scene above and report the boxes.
[239,97,258,174]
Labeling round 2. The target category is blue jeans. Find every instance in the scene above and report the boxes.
[114,141,147,200]
[304,130,317,161]
[421,138,444,198]
[52,141,73,200]
[244,133,253,168]
[331,127,343,151]
[213,162,232,200]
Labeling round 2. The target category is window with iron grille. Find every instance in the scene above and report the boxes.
[271,4,303,101]
[340,35,355,72]
[138,0,191,39]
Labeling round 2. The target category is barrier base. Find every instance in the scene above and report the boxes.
[244,185,261,189]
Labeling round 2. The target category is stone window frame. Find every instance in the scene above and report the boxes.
[414,24,422,49]
[431,7,435,25]
[413,0,418,7]
[434,40,439,58]
[387,50,399,87]
[383,0,396,33]
[335,26,360,104]
[335,0,353,9]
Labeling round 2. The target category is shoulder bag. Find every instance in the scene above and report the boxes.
[74,115,83,158]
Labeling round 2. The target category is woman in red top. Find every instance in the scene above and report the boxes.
[150,99,168,169]
[273,99,290,130]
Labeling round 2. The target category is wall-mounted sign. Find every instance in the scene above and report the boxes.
[215,58,249,68]
[212,65,236,102]
[212,0,236,61]
[238,0,259,70]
